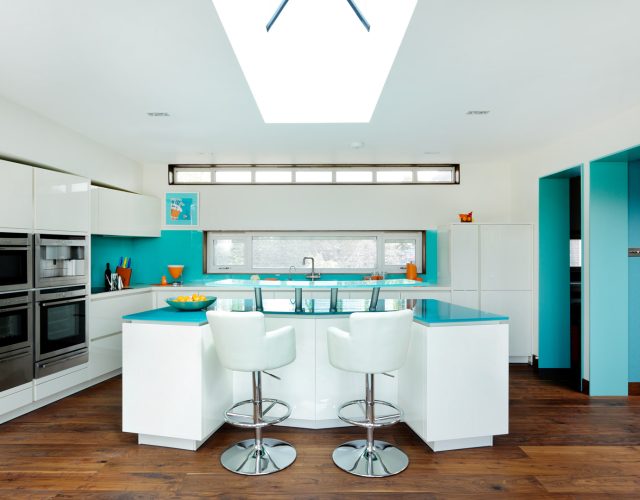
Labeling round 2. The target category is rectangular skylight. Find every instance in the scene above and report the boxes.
[212,0,417,123]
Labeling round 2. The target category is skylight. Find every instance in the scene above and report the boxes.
[212,0,417,123]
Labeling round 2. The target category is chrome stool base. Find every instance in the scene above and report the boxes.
[332,439,409,478]
[220,438,296,476]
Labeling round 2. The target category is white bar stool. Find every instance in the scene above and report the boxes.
[327,309,414,477]
[207,310,296,475]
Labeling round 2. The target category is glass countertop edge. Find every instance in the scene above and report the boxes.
[204,278,425,288]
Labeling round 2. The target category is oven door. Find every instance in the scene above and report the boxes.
[0,246,32,292]
[0,302,32,356]
[36,297,86,362]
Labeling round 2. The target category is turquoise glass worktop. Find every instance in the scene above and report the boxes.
[412,299,508,324]
[123,299,508,326]
[205,278,422,288]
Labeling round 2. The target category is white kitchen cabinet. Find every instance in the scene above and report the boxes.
[481,291,532,360]
[34,169,90,232]
[33,364,88,401]
[88,333,122,379]
[0,160,33,230]
[438,223,533,361]
[347,290,400,300]
[480,225,533,291]
[90,290,153,340]
[0,382,33,416]
[451,291,479,310]
[92,187,160,237]
[401,290,452,302]
[451,225,479,290]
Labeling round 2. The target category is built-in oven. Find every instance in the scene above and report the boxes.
[0,291,33,391]
[35,286,87,378]
[35,234,87,288]
[0,232,32,292]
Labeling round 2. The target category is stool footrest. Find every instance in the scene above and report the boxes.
[224,398,292,429]
[337,399,403,428]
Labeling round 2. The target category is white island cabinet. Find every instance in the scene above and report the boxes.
[122,298,509,453]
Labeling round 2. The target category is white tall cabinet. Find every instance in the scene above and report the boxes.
[439,224,533,362]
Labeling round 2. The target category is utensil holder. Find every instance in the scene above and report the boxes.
[116,266,132,288]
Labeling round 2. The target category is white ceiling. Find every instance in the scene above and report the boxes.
[0,0,639,166]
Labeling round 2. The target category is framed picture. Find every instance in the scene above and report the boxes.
[166,192,199,226]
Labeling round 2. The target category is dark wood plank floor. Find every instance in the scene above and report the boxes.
[1,366,639,498]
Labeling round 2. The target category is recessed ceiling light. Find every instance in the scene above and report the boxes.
[147,112,170,117]
[350,141,365,149]
[466,110,490,115]
[423,151,440,155]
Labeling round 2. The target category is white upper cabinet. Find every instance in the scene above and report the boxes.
[451,225,479,290]
[91,187,160,237]
[34,169,90,232]
[0,160,33,230]
[480,225,533,291]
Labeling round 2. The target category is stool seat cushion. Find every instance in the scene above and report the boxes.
[327,309,413,374]
[207,311,296,372]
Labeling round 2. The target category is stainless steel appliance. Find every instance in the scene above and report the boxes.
[35,286,87,378]
[35,234,87,288]
[0,291,33,391]
[0,232,33,292]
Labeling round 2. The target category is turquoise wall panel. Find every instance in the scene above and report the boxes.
[91,229,440,288]
[538,177,571,368]
[589,161,629,395]
[90,236,135,288]
[628,161,640,382]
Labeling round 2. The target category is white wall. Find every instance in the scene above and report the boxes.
[142,161,512,230]
[0,94,142,191]
[508,101,640,374]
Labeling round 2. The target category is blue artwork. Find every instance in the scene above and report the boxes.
[166,192,199,226]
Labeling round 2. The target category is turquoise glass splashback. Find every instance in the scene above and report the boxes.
[91,230,439,288]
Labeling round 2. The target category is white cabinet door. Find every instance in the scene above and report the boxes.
[480,225,532,291]
[90,291,153,340]
[0,160,33,230]
[451,225,479,290]
[89,333,122,379]
[348,290,400,300]
[34,169,90,232]
[92,187,160,237]
[401,290,452,302]
[481,291,532,358]
[451,291,479,310]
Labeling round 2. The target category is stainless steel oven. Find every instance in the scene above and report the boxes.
[0,232,32,292]
[35,234,87,288]
[0,291,33,391]
[35,286,87,378]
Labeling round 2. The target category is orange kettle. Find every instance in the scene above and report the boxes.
[405,262,417,280]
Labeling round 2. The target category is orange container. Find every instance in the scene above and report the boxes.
[405,262,417,280]
[116,266,132,288]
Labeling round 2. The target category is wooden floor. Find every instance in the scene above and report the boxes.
[1,367,639,499]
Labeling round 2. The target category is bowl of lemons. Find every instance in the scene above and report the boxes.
[166,293,216,311]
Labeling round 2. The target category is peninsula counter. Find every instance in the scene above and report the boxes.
[122,299,508,453]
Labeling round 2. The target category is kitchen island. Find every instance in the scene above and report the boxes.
[122,298,508,452]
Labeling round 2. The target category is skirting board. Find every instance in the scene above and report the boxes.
[0,369,121,425]
[427,436,493,452]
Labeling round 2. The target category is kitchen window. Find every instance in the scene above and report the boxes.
[169,164,460,185]
[205,231,424,274]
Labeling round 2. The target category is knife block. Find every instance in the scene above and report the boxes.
[116,266,132,288]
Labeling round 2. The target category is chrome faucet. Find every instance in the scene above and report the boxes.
[302,256,321,280]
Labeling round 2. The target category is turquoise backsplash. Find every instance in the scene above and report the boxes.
[91,230,439,288]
